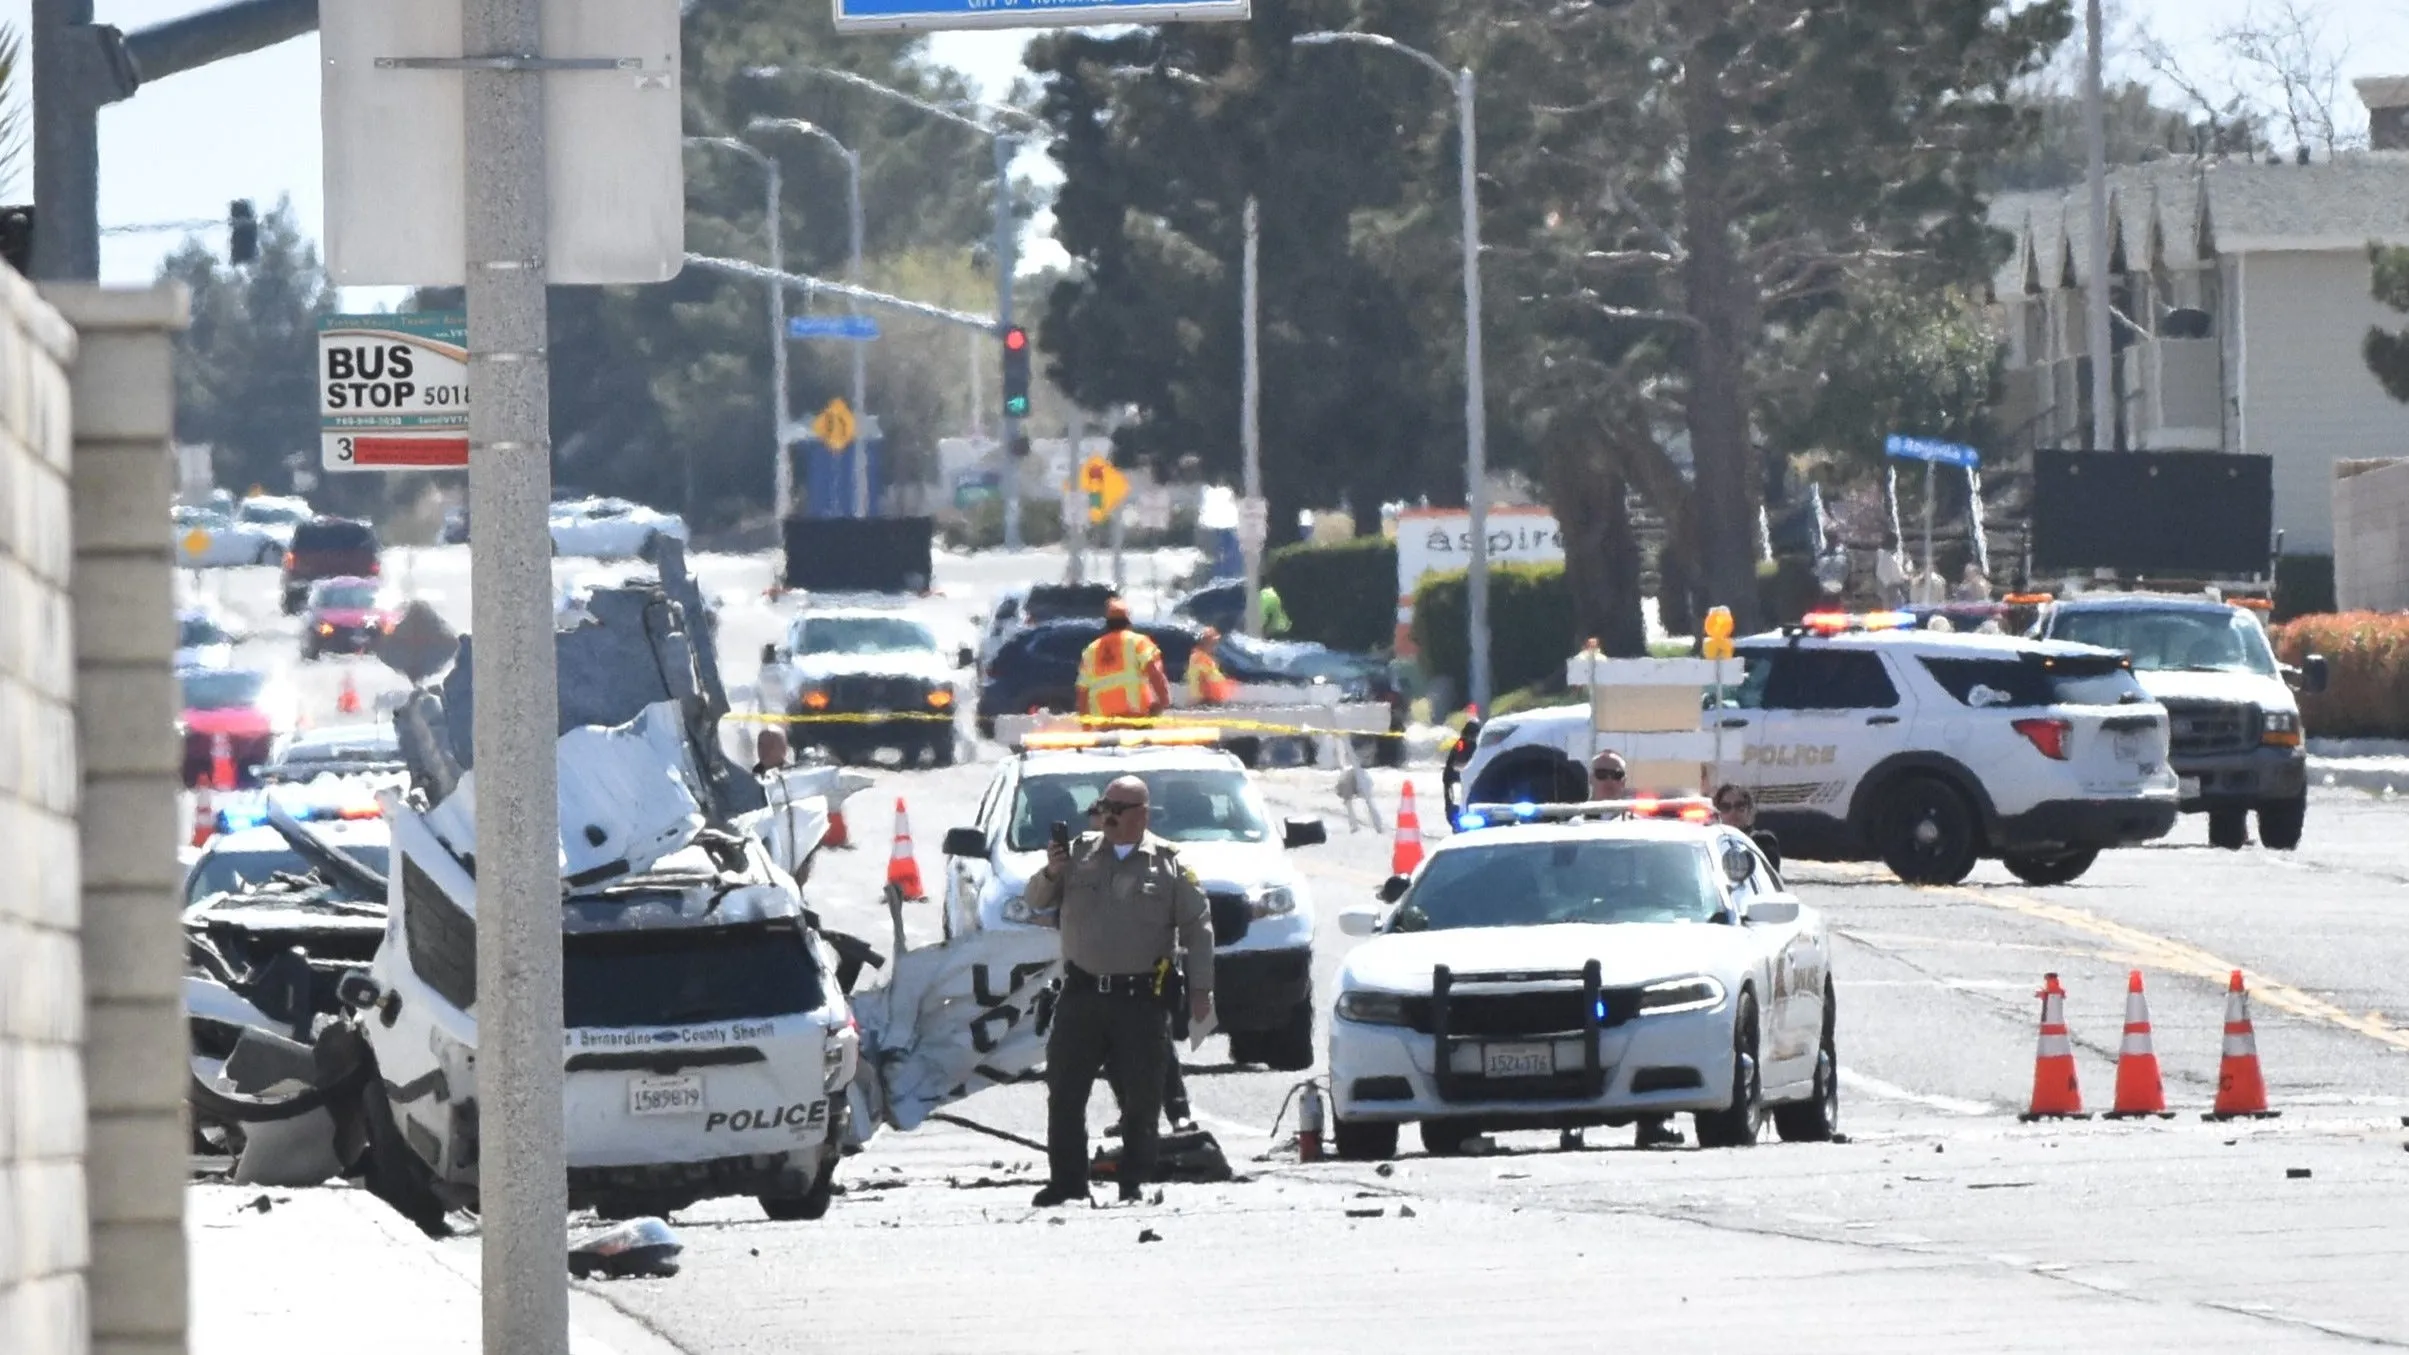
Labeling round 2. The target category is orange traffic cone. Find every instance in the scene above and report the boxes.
[337,672,362,716]
[886,798,926,901]
[824,805,853,850]
[2106,970,2172,1119]
[191,788,216,847]
[2205,970,2280,1120]
[1391,782,1425,876]
[210,732,236,791]
[2020,972,2091,1121]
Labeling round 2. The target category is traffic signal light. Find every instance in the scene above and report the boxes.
[228,200,258,266]
[1001,324,1031,420]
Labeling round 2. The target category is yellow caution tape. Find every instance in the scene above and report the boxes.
[729,709,1410,739]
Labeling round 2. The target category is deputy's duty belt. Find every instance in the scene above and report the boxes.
[1064,962,1157,998]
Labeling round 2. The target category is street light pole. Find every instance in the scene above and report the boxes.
[1293,31,1492,711]
[2084,0,2114,455]
[1241,196,1265,639]
[686,135,791,521]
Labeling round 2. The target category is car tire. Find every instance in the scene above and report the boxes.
[928,731,958,768]
[1773,985,1840,1144]
[2207,807,2250,851]
[1333,1117,1398,1162]
[301,643,319,663]
[1259,1000,1316,1073]
[2000,847,2100,886]
[2257,797,2306,851]
[759,1156,838,1222]
[1876,776,1980,886]
[1418,1118,1475,1157]
[1694,992,1764,1149]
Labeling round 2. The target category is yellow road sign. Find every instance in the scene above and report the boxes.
[813,398,857,451]
[182,528,212,558]
[1079,455,1129,523]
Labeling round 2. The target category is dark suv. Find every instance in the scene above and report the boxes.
[280,518,381,613]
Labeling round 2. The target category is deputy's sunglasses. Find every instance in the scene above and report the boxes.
[1095,798,1144,817]
[1591,767,1626,782]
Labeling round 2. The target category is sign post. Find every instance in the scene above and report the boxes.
[319,312,470,471]
[832,0,1249,32]
[1885,435,1981,603]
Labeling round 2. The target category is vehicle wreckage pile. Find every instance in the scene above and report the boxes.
[184,545,1065,1236]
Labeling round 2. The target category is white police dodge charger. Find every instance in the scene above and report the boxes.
[1328,805,1837,1158]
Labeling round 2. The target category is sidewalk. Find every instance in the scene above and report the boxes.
[188,1183,682,1355]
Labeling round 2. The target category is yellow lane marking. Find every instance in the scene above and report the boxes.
[1934,884,2409,1055]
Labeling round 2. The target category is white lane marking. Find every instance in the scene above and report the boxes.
[1839,978,2031,991]
[1838,1068,1995,1117]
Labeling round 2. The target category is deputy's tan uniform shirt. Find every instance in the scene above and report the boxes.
[1025,831,1214,994]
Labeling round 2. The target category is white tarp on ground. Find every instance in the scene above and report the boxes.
[422,700,706,877]
[845,928,1064,1143]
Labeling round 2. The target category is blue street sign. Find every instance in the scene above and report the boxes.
[834,0,1249,33]
[1885,435,1981,469]
[788,315,882,342]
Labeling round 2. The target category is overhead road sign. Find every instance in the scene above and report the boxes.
[1885,435,1981,469]
[789,314,881,341]
[319,312,470,471]
[833,0,1250,33]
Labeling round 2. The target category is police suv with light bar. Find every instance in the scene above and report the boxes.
[1455,613,2180,886]
[1327,799,1836,1158]
[940,728,1329,1070]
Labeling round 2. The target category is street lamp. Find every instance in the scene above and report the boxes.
[750,117,871,519]
[747,62,1033,545]
[1294,30,1494,714]
[685,134,793,523]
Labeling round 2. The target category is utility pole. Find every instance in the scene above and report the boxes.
[32,0,321,280]
[1066,406,1088,583]
[1456,64,1493,713]
[847,145,869,518]
[463,0,566,1348]
[996,133,1023,550]
[2085,0,2114,454]
[1241,196,1264,638]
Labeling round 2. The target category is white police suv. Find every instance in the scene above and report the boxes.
[1328,800,1835,1159]
[939,729,1329,1069]
[1455,614,2180,886]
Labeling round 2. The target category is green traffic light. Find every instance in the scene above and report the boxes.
[1005,396,1030,417]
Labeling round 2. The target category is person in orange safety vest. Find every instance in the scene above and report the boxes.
[1076,598,1172,719]
[1186,627,1238,705]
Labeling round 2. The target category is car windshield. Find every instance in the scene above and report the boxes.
[313,584,380,610]
[2051,608,2277,677]
[179,615,227,647]
[797,616,937,656]
[1008,768,1269,850]
[187,844,390,905]
[182,670,267,710]
[1391,839,1725,932]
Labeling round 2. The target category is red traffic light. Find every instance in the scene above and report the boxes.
[1002,325,1029,352]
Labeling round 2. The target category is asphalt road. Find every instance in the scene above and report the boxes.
[182,545,2409,1350]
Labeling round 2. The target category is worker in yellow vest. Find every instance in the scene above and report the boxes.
[1186,628,1238,705]
[1076,598,1172,720]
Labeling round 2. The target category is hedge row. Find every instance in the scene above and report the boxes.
[1413,562,1574,700]
[1263,536,1399,653]
[2270,613,2409,740]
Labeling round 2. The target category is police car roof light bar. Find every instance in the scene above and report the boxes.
[1016,726,1227,753]
[1458,797,1718,830]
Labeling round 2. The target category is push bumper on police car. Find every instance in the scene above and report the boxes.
[1330,962,1739,1131]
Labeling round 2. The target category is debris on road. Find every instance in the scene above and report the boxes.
[1138,1228,1162,1243]
[1345,1207,1384,1219]
[2288,1168,2313,1179]
[568,1217,684,1281]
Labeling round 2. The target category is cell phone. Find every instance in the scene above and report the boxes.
[1050,821,1071,849]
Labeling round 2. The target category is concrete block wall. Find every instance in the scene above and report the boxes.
[43,282,192,1355]
[0,267,90,1352]
[2334,457,2409,612]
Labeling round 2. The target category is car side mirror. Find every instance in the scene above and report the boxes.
[760,643,779,667]
[957,645,976,669]
[1721,844,1756,885]
[1338,906,1383,938]
[1743,898,1801,926]
[335,969,383,1011]
[1378,874,1411,904]
[1282,817,1328,850]
[941,827,988,859]
[2304,653,2330,695]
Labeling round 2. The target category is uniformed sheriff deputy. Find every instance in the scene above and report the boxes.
[1075,598,1173,719]
[1024,774,1214,1206]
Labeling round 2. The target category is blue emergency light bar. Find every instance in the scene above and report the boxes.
[1459,797,1718,831]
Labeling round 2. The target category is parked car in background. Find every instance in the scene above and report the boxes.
[301,577,397,660]
[178,667,295,789]
[440,505,471,544]
[549,497,689,559]
[172,505,283,568]
[279,517,381,613]
[1171,577,1248,635]
[975,619,1388,747]
[262,725,406,782]
[176,608,236,669]
[234,495,313,550]
[975,582,1119,672]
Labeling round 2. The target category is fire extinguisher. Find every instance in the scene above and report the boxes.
[1298,1080,1326,1163]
